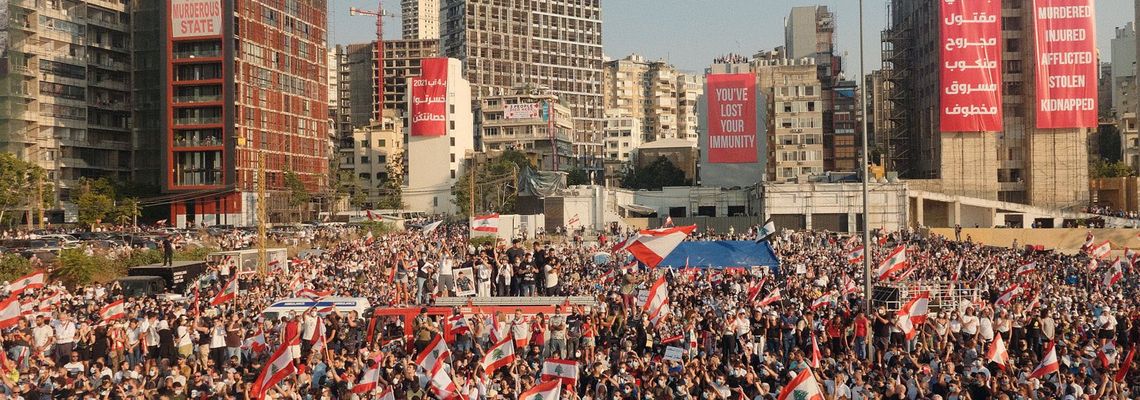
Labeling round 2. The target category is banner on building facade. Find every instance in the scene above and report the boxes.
[410,58,448,136]
[503,103,541,120]
[939,0,1003,132]
[705,73,758,164]
[1033,0,1098,129]
[171,0,223,38]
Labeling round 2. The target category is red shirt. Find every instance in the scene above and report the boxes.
[853,315,868,337]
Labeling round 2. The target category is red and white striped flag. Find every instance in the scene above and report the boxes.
[1016,261,1037,276]
[541,358,579,387]
[1029,341,1059,379]
[626,225,696,268]
[1098,340,1119,368]
[250,341,297,399]
[758,289,782,306]
[1104,266,1124,287]
[875,246,908,281]
[643,276,670,326]
[519,379,561,400]
[995,284,1022,306]
[472,213,500,233]
[99,299,126,321]
[746,278,767,303]
[846,246,865,264]
[0,295,21,329]
[1089,240,1112,259]
[842,275,860,295]
[480,336,516,375]
[986,333,1009,370]
[810,332,822,368]
[810,291,836,311]
[776,367,824,400]
[1117,346,1136,382]
[895,292,929,340]
[7,271,45,295]
[210,275,239,306]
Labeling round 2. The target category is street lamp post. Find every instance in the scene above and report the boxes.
[859,0,873,313]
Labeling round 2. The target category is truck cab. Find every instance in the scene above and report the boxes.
[116,276,167,298]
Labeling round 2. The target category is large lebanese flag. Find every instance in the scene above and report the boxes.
[986,333,1009,370]
[758,289,782,306]
[0,295,21,329]
[627,225,696,268]
[1029,341,1060,379]
[480,336,516,375]
[99,299,126,321]
[846,246,865,264]
[415,335,451,386]
[7,271,45,295]
[777,367,824,400]
[895,292,930,340]
[250,342,297,399]
[541,358,579,387]
[875,246,908,281]
[1089,240,1112,259]
[643,276,670,325]
[210,275,239,306]
[351,355,384,394]
[472,213,500,233]
[519,379,561,400]
[426,362,458,399]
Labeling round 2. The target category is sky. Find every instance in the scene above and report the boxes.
[329,0,1136,74]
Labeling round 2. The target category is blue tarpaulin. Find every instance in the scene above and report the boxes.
[656,241,780,271]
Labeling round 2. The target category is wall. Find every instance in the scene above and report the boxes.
[928,227,1140,255]
[697,73,767,188]
[761,182,908,232]
[405,58,473,214]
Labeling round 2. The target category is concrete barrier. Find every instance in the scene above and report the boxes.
[928,228,1140,254]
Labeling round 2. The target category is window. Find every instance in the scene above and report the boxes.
[359,173,370,180]
[1005,38,1020,52]
[450,137,455,146]
[1002,17,1021,31]
[450,169,456,179]
[804,86,815,96]
[783,102,792,113]
[450,153,455,162]
[360,140,369,148]
[1004,81,1023,95]
[807,102,816,112]
[1005,60,1022,74]
[378,139,386,147]
[450,121,455,130]
[360,156,370,164]
[378,155,387,163]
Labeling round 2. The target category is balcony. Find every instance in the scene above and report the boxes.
[173,94,222,104]
[10,0,37,9]
[88,78,128,91]
[173,132,223,148]
[174,116,222,126]
[173,48,222,59]
[174,170,223,187]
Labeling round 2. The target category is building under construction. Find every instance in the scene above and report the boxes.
[880,0,1090,209]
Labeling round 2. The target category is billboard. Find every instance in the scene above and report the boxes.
[1033,0,1098,129]
[171,0,223,38]
[939,0,1002,132]
[503,103,541,120]
[705,73,758,164]
[410,58,448,136]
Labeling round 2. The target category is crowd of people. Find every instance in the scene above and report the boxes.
[0,222,1136,399]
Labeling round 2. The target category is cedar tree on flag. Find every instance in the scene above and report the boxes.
[847,246,865,264]
[643,275,670,326]
[626,225,697,268]
[541,358,579,387]
[0,295,21,329]
[1098,341,1118,368]
[1089,240,1112,259]
[776,367,824,400]
[895,292,930,340]
[1104,266,1124,287]
[986,333,1009,370]
[249,341,297,399]
[99,299,126,321]
[519,379,561,400]
[756,220,776,242]
[243,329,268,353]
[1029,341,1059,379]
[7,271,45,295]
[472,213,500,233]
[1016,261,1037,276]
[210,275,239,306]
[995,284,1022,306]
[446,314,471,337]
[480,336,516,375]
[810,291,836,311]
[415,335,451,387]
[758,289,782,307]
[875,246,908,281]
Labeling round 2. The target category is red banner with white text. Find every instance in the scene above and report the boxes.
[940,0,1003,132]
[1033,0,1098,129]
[705,73,758,163]
[410,58,448,136]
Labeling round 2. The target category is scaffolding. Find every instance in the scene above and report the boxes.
[880,14,915,177]
[872,280,981,313]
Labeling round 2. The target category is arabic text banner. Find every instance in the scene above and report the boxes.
[940,0,1003,132]
[410,58,448,136]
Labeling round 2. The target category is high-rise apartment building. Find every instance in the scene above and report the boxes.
[0,0,134,206]
[602,109,642,163]
[440,0,603,167]
[785,6,836,73]
[785,6,854,172]
[160,0,328,226]
[676,73,703,143]
[343,38,440,127]
[882,0,1090,207]
[755,58,825,183]
[337,113,403,206]
[602,54,688,145]
[402,0,439,40]
[477,85,574,170]
[1111,23,1136,119]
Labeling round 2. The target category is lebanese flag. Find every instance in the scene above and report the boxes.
[363,231,375,246]
[541,358,579,387]
[758,289,782,306]
[664,216,674,227]
[1111,256,1127,273]
[296,287,334,299]
[746,278,767,303]
[480,336,516,375]
[310,317,327,349]
[365,210,376,221]
[875,246,908,281]
[0,295,21,329]
[210,275,239,306]
[776,367,824,400]
[643,276,670,325]
[846,246,865,264]
[519,379,561,400]
[446,314,471,338]
[99,299,126,321]
[427,362,458,399]
[1016,261,1037,276]
[842,275,860,295]
[627,225,697,268]
[1104,266,1124,287]
[895,292,930,340]
[1089,240,1111,259]
[1029,341,1059,379]
[249,341,297,399]
[1127,248,1139,267]
[1117,346,1136,382]
[986,333,1009,370]
[995,284,1022,306]
[415,335,451,379]
[1098,340,1119,368]
[810,291,836,311]
[1088,258,1099,271]
[810,332,822,368]
[7,271,45,295]
[377,387,395,400]
[611,235,635,252]
[472,213,500,233]
[243,328,268,353]
[352,362,382,394]
[1082,232,1095,251]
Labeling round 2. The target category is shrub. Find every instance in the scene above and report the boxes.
[0,255,33,282]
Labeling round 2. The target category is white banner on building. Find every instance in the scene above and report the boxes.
[503,103,541,120]
[171,0,223,38]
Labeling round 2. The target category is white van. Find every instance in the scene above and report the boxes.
[261,297,371,322]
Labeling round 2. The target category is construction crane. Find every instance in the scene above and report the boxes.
[349,2,392,123]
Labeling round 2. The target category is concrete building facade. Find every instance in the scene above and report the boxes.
[337,114,403,206]
[1111,23,1136,119]
[602,54,680,144]
[881,0,1090,209]
[602,109,642,163]
[476,85,574,171]
[701,61,768,189]
[440,0,603,163]
[755,58,825,183]
[343,38,440,127]
[0,0,135,208]
[404,58,473,214]
[401,0,440,40]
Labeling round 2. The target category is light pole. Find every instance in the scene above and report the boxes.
[859,0,872,313]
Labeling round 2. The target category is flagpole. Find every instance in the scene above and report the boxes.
[858,0,872,314]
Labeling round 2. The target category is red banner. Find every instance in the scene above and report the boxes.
[410,58,448,136]
[705,73,758,163]
[940,0,1002,132]
[1033,0,1098,129]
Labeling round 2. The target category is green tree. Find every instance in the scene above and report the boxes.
[111,197,141,226]
[284,171,310,222]
[334,170,367,210]
[1098,125,1122,162]
[621,156,691,190]
[566,168,590,186]
[452,150,530,216]
[376,151,407,209]
[0,153,48,226]
[76,192,114,228]
[1091,158,1135,178]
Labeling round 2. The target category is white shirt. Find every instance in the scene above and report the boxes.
[32,324,54,348]
[961,315,980,335]
[52,320,76,344]
[979,317,994,341]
